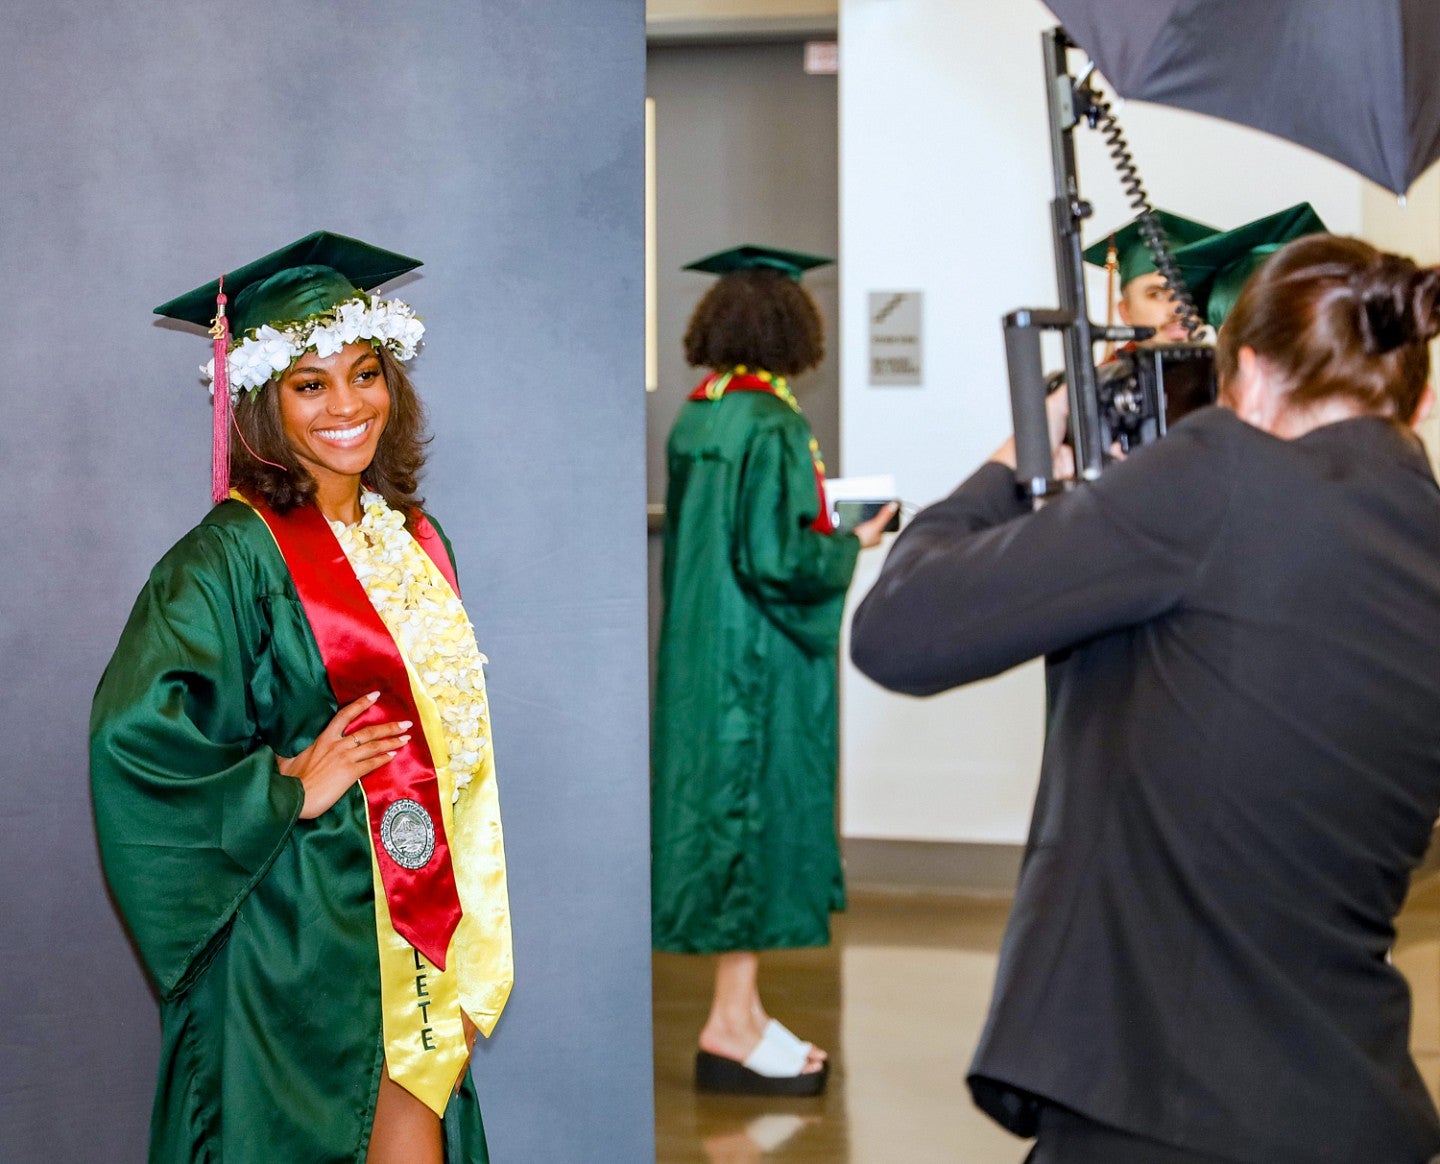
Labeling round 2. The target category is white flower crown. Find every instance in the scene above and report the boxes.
[202,294,425,400]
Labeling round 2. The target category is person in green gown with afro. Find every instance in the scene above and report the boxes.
[652,245,896,1096]
[90,232,512,1163]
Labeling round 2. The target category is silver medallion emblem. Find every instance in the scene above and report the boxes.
[380,799,436,870]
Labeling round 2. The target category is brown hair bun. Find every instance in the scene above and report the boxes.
[1354,256,1440,355]
[1216,234,1436,425]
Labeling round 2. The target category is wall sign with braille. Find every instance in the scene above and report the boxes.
[868,291,923,386]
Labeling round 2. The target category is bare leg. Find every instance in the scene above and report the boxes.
[365,1013,476,1163]
[698,952,825,1072]
[365,1066,444,1164]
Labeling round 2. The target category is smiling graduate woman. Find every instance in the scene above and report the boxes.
[90,233,512,1164]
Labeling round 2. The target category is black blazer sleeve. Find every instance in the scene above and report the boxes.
[850,409,1241,696]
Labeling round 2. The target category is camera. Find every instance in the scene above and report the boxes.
[1092,344,1216,454]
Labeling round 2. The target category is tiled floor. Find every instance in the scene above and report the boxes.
[655,876,1440,1163]
[1397,869,1440,1100]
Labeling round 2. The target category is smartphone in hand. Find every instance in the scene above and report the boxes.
[836,499,902,534]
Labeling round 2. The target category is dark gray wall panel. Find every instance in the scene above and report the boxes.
[0,2,652,1160]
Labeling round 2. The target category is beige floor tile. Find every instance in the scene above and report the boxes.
[654,887,1440,1161]
[654,895,1027,1163]
[1399,870,1440,1058]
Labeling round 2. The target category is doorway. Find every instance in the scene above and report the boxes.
[645,38,840,677]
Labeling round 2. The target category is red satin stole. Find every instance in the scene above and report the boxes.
[243,494,463,969]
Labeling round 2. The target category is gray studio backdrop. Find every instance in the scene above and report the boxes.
[0,1,652,1160]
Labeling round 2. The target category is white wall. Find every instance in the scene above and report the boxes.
[838,0,1437,844]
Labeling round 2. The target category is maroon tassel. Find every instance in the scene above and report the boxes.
[209,277,231,504]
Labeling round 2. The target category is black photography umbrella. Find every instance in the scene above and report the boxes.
[1043,0,1440,195]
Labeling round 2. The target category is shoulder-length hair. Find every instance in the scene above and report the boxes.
[683,268,825,376]
[229,345,430,521]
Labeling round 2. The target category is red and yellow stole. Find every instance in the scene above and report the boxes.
[236,491,487,1115]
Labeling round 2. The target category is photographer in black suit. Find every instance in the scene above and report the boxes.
[851,234,1440,1163]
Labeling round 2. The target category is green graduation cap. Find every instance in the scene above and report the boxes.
[1172,202,1328,328]
[683,244,834,282]
[155,230,423,337]
[1083,210,1220,288]
[157,230,425,506]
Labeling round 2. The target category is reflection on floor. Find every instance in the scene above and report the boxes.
[655,878,1440,1163]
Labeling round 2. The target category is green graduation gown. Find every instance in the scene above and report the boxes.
[90,501,489,1164]
[652,388,861,954]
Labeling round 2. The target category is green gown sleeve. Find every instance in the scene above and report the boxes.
[90,521,305,1001]
[732,417,861,655]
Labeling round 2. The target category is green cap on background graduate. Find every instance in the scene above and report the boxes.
[1082,210,1220,289]
[1173,203,1328,329]
[154,230,425,503]
[683,244,834,282]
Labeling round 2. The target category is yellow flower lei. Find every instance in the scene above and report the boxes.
[331,491,491,803]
